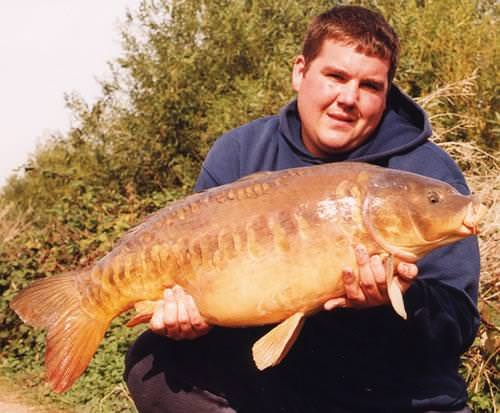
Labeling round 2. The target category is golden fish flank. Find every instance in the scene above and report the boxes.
[10,162,484,393]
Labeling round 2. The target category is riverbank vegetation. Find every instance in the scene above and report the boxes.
[1,1,497,411]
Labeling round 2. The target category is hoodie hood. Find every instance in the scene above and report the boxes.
[279,85,432,165]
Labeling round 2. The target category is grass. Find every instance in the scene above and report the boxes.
[0,374,72,413]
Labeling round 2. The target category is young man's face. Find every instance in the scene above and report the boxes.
[292,40,390,158]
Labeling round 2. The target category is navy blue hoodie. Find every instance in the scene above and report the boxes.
[195,86,480,412]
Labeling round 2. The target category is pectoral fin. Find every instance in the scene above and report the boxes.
[385,255,407,320]
[252,312,305,371]
[126,300,159,327]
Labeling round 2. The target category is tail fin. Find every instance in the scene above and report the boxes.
[10,271,110,393]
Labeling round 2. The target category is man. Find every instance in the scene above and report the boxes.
[125,6,480,412]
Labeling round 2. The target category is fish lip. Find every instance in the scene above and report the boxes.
[462,201,487,235]
[456,223,475,236]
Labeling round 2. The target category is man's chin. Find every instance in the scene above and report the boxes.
[318,135,358,154]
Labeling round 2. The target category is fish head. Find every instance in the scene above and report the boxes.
[362,169,485,262]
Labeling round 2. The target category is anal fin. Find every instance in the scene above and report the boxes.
[252,312,305,371]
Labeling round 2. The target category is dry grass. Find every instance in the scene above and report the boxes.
[417,75,499,410]
[461,160,499,412]
[0,203,31,249]
[416,74,479,143]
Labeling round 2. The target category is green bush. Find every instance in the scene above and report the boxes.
[1,0,497,411]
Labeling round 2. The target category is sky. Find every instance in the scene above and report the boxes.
[0,0,142,189]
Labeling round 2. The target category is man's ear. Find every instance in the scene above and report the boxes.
[292,55,306,92]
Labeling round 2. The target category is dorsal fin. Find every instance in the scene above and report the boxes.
[235,170,276,183]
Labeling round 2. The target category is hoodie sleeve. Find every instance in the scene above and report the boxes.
[390,142,481,355]
[404,238,480,355]
[194,132,241,192]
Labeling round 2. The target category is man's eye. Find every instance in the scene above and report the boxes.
[362,82,380,91]
[328,73,344,80]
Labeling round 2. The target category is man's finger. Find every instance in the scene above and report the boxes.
[370,255,387,289]
[343,267,365,304]
[163,288,180,338]
[324,297,348,311]
[397,262,418,281]
[173,286,192,336]
[149,299,166,334]
[186,295,210,334]
[355,246,384,304]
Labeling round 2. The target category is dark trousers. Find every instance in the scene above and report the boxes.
[124,328,353,413]
[124,329,472,413]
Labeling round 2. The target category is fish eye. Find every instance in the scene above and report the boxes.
[427,191,441,204]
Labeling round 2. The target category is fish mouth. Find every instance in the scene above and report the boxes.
[460,200,487,235]
[456,224,475,236]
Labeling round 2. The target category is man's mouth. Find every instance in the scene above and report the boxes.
[327,112,356,124]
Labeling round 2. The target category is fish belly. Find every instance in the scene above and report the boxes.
[182,223,358,327]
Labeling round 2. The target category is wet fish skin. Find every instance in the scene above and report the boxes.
[9,162,483,393]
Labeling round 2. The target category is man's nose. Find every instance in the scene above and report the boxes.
[337,82,358,107]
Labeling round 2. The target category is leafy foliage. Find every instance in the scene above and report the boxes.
[0,0,497,411]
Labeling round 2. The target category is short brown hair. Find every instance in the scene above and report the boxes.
[302,6,400,82]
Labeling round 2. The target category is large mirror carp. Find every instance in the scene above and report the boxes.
[10,162,484,393]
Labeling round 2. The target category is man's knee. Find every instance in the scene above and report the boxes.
[124,330,162,384]
[124,330,170,412]
[124,330,238,413]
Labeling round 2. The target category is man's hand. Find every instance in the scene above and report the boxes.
[149,285,212,340]
[324,244,418,311]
